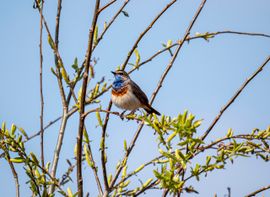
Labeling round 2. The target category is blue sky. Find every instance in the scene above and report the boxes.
[0,0,270,196]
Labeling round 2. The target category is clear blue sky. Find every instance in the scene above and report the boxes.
[0,0,270,196]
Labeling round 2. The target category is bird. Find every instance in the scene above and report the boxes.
[111,70,160,116]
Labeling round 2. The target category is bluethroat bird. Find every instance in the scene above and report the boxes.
[111,70,160,116]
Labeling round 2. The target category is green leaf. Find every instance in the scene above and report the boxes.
[83,128,89,143]
[122,165,127,177]
[47,35,55,50]
[30,152,39,165]
[71,57,79,71]
[67,187,73,197]
[1,122,6,131]
[11,124,17,135]
[134,164,145,173]
[96,111,103,126]
[134,48,140,67]
[94,25,98,45]
[18,127,28,139]
[10,157,24,163]
[74,144,77,157]
[61,67,70,84]
[193,119,202,128]
[84,144,93,168]
[226,128,233,138]
[123,140,127,152]
[166,40,172,47]
[166,131,177,143]
[142,178,153,188]
[206,156,211,166]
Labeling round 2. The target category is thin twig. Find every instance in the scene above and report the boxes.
[100,102,112,194]
[26,116,62,142]
[6,152,20,197]
[121,0,177,70]
[201,55,270,141]
[49,111,68,194]
[77,1,100,196]
[98,0,117,14]
[212,30,270,38]
[84,127,104,196]
[47,0,69,194]
[38,0,46,193]
[134,180,159,196]
[245,184,270,197]
[38,0,45,170]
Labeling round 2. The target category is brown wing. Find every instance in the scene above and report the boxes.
[130,80,149,106]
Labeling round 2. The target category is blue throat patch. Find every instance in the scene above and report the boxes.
[113,75,125,89]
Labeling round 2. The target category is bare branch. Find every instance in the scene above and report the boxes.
[49,112,68,194]
[6,153,20,197]
[201,55,270,141]
[84,127,104,196]
[245,184,270,197]
[77,0,100,196]
[38,0,45,170]
[100,102,112,194]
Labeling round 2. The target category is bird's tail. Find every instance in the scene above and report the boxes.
[143,104,161,116]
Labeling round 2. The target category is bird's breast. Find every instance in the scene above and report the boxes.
[111,86,141,110]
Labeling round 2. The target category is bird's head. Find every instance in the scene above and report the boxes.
[111,70,130,81]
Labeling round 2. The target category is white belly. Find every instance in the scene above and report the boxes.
[112,90,141,110]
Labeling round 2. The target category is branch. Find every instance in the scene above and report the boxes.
[98,0,117,14]
[84,127,104,196]
[121,0,177,70]
[211,30,270,38]
[38,0,45,170]
[6,152,20,197]
[201,55,270,141]
[77,1,100,196]
[100,102,112,194]
[47,0,70,194]
[49,112,68,194]
[245,184,270,197]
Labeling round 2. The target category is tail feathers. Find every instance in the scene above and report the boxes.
[144,105,161,116]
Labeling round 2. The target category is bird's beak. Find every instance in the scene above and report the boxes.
[111,71,116,75]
